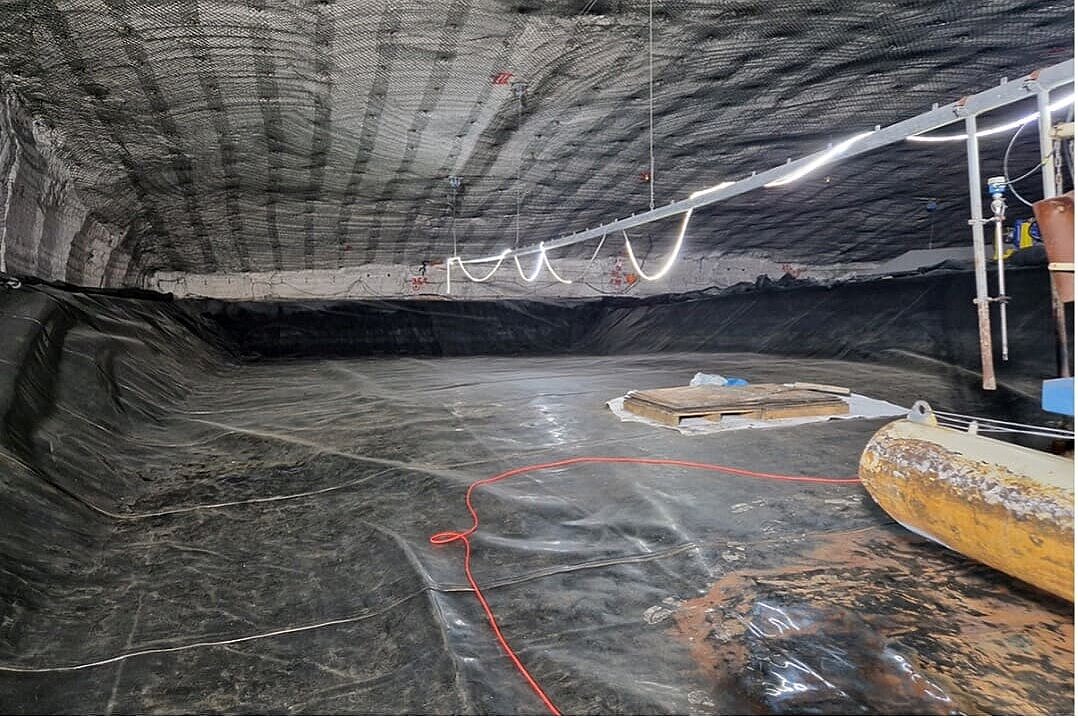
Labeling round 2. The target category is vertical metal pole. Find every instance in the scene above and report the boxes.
[993,216,1009,360]
[1037,89,1071,378]
[965,114,997,390]
[1037,90,1058,198]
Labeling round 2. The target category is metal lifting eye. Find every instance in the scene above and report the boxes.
[908,400,937,425]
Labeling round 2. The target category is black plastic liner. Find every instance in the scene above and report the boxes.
[0,270,1072,714]
[193,266,1068,425]
[192,267,1059,370]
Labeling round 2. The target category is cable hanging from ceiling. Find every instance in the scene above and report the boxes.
[514,82,525,250]
[449,176,462,257]
[508,81,574,285]
[446,120,879,291]
[648,0,656,212]
[622,0,666,280]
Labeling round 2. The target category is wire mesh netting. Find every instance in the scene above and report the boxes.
[0,0,1072,287]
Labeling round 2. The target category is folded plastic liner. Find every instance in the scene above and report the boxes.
[0,278,1070,714]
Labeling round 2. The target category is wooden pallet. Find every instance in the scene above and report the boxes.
[623,383,849,427]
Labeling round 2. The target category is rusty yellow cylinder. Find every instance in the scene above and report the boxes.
[860,418,1074,601]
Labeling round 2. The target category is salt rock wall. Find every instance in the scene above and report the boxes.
[0,93,133,287]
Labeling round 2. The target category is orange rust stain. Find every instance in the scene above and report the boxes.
[670,526,1074,715]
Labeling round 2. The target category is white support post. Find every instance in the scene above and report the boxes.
[965,114,997,391]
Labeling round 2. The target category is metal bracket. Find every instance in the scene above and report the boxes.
[908,400,938,426]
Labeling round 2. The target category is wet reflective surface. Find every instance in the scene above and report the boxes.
[0,285,1071,714]
[674,528,1073,715]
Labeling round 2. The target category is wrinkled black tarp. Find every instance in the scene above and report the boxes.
[0,269,1071,714]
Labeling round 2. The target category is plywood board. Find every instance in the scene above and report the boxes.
[623,383,849,426]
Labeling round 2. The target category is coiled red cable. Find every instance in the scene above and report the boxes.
[430,456,861,715]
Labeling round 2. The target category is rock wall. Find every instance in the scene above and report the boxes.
[0,93,134,287]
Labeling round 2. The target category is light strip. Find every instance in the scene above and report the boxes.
[542,250,572,284]
[451,77,1070,288]
[459,248,513,265]
[907,93,1075,142]
[688,180,735,200]
[512,242,574,284]
[624,208,694,281]
[513,250,545,282]
[450,250,509,282]
[764,132,875,187]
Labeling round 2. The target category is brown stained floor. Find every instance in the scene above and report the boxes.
[671,525,1074,715]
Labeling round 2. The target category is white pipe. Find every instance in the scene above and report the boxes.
[1037,90,1060,198]
[993,214,1009,361]
[965,114,997,391]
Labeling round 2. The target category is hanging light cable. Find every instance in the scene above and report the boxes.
[623,208,693,281]
[514,248,545,282]
[575,234,607,282]
[514,83,526,248]
[448,63,1072,290]
[450,250,511,282]
[512,243,574,284]
[542,249,573,284]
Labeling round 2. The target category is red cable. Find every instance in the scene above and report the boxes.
[430,456,861,715]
